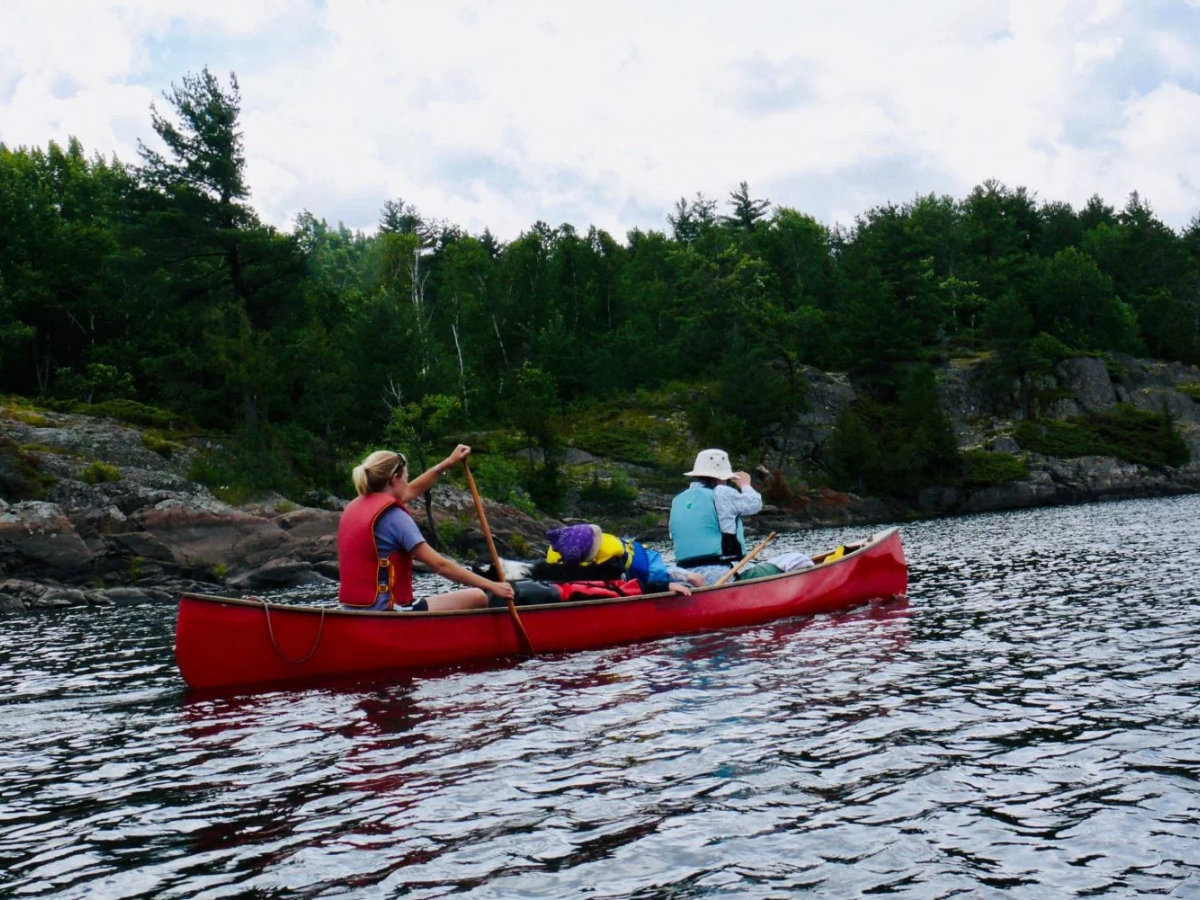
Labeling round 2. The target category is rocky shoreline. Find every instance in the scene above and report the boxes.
[0,408,557,611]
[3,353,1199,612]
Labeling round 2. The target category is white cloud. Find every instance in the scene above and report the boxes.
[3,0,1200,238]
[1108,81,1200,220]
[1075,36,1123,71]
[1149,29,1199,78]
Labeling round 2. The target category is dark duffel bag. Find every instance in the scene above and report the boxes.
[489,579,562,607]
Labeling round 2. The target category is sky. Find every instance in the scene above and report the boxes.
[3,0,1200,242]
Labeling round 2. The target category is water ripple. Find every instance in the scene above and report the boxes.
[2,496,1200,897]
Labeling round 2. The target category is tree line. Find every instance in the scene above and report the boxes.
[2,68,1198,506]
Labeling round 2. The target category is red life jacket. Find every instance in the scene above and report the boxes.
[337,493,415,609]
[556,579,643,602]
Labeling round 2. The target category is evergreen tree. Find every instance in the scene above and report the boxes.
[1082,193,1191,360]
[1038,200,1082,256]
[722,181,771,231]
[10,57,1200,511]
[1028,247,1140,354]
[138,68,252,237]
[379,198,425,237]
[668,192,718,244]
[960,180,1040,304]
[134,67,304,433]
[1078,194,1116,232]
[0,139,135,397]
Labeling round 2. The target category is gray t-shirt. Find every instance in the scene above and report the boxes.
[375,506,426,556]
[368,506,427,609]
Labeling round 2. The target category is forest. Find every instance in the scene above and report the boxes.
[3,68,1198,512]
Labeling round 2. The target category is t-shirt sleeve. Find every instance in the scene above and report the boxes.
[374,506,427,556]
[713,483,763,531]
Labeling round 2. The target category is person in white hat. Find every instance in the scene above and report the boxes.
[668,448,763,584]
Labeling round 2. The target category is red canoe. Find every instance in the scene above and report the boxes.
[175,527,907,691]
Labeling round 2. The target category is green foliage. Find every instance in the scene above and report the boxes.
[668,192,718,244]
[826,407,884,494]
[1,400,53,427]
[1014,405,1189,468]
[73,399,192,430]
[520,463,565,516]
[384,393,465,474]
[722,181,771,230]
[503,363,568,514]
[1013,419,1112,457]
[1027,248,1141,353]
[568,401,691,469]
[1084,193,1197,362]
[468,454,539,516]
[1087,406,1189,468]
[133,66,308,439]
[187,421,343,504]
[578,471,639,510]
[187,452,256,505]
[508,533,532,558]
[0,287,34,376]
[52,363,135,404]
[139,68,248,204]
[437,518,468,548]
[142,430,186,457]
[825,367,960,499]
[571,421,658,465]
[80,461,122,484]
[1029,332,1073,370]
[1179,383,1200,402]
[510,363,559,447]
[960,449,1029,487]
[981,292,1035,379]
[4,65,1200,506]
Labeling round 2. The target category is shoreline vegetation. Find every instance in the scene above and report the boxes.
[3,67,1200,609]
[3,348,1198,612]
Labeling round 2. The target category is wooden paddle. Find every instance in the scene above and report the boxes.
[463,459,533,655]
[713,532,779,587]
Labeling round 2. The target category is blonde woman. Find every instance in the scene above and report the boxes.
[337,445,515,611]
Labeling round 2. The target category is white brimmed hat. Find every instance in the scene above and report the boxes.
[685,448,734,480]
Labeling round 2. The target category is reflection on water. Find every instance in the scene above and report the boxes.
[2,496,1199,897]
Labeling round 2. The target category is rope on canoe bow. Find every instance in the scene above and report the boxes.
[258,597,326,664]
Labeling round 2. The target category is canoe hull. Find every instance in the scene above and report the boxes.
[175,527,907,691]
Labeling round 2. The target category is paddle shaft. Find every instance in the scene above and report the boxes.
[463,460,533,654]
[713,532,778,587]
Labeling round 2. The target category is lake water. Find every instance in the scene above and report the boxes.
[2,495,1199,898]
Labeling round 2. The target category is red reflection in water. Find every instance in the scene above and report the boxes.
[175,594,912,861]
